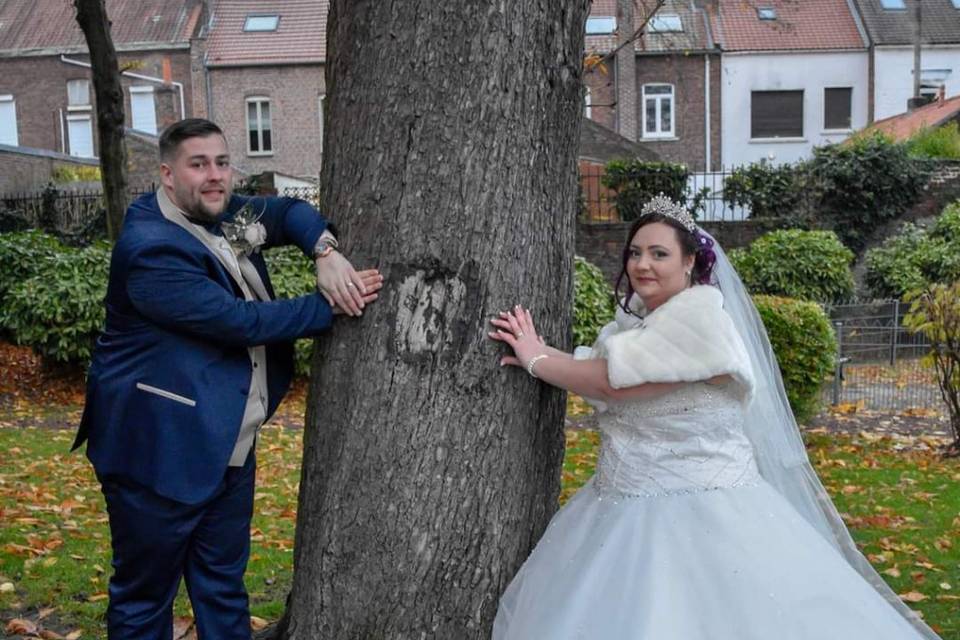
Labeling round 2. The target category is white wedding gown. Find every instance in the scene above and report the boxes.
[493,381,928,639]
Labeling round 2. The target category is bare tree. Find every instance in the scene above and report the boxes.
[268,0,590,637]
[74,0,128,240]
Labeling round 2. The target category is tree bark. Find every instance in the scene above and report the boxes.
[74,0,129,241]
[279,1,589,637]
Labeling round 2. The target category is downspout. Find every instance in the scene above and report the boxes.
[204,51,215,122]
[704,54,711,172]
[60,54,187,120]
[58,108,66,153]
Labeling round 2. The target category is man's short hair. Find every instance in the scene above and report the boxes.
[159,118,225,162]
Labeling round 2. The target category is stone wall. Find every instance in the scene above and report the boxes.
[914,159,960,217]
[0,144,99,193]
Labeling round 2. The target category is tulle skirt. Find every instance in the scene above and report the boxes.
[493,478,926,639]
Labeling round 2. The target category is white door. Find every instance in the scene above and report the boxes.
[130,86,157,134]
[68,115,95,157]
[0,96,19,145]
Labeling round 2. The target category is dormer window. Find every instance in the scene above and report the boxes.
[244,15,279,32]
[649,14,683,32]
[757,7,777,20]
[879,0,906,9]
[586,17,616,35]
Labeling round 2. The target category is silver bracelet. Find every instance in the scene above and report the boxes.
[526,354,549,378]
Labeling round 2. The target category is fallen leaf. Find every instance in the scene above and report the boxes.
[5,618,38,635]
[900,591,928,602]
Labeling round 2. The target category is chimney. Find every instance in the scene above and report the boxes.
[162,57,173,84]
[615,0,638,141]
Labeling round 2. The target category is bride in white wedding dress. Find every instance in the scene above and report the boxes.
[488,195,940,639]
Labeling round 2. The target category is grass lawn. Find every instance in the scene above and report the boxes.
[2,417,959,638]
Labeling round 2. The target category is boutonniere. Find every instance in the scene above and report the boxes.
[221,199,267,257]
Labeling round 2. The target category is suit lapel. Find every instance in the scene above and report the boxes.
[156,189,272,302]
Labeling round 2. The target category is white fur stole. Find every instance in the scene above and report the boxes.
[577,285,755,402]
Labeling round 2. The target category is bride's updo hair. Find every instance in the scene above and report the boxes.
[615,213,717,315]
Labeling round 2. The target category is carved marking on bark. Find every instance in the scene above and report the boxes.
[395,271,466,357]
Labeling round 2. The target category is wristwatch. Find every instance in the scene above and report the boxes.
[314,231,339,259]
[314,239,336,258]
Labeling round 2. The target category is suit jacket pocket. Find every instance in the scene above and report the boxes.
[135,382,197,407]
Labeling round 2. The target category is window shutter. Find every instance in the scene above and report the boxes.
[824,88,852,130]
[0,97,18,145]
[68,115,95,157]
[130,87,158,134]
[751,91,803,138]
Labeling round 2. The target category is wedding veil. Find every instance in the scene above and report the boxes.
[707,234,940,638]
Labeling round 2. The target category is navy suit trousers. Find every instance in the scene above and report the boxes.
[99,453,256,640]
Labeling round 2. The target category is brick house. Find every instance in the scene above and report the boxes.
[711,0,869,167]
[0,0,200,159]
[583,0,722,170]
[849,0,960,122]
[192,0,326,182]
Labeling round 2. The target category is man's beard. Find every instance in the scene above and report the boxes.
[179,185,230,221]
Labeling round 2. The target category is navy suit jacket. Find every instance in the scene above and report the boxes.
[74,192,333,504]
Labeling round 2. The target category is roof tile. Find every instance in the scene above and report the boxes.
[850,0,960,46]
[586,0,714,54]
[714,0,866,52]
[867,93,960,141]
[0,0,196,53]
[206,0,326,67]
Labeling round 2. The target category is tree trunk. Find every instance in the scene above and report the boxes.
[74,0,129,241]
[279,1,589,637]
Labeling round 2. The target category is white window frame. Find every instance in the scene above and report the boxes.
[67,79,91,108]
[757,7,777,20]
[586,17,616,35]
[129,85,158,134]
[648,14,683,33]
[244,15,279,32]
[584,88,593,119]
[642,84,675,139]
[879,0,906,9]
[67,113,95,158]
[0,95,19,146]
[246,96,273,156]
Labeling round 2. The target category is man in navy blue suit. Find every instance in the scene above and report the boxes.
[73,118,381,639]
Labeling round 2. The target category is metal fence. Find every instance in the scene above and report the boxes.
[0,186,158,245]
[580,165,750,223]
[0,183,322,244]
[822,299,943,412]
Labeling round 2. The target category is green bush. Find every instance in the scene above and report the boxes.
[0,241,111,363]
[907,123,960,160]
[810,133,928,252]
[602,160,690,221]
[722,162,806,220]
[753,295,836,423]
[0,230,64,302]
[729,229,855,303]
[864,201,960,298]
[573,256,616,347]
[264,246,318,377]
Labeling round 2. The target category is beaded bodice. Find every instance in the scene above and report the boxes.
[593,382,761,498]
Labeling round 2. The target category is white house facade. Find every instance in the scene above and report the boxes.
[873,45,960,120]
[720,50,870,167]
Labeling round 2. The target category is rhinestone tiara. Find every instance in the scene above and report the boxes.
[640,193,697,232]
